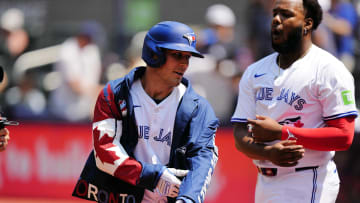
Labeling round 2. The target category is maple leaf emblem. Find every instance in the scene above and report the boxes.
[93,127,120,165]
[294,120,304,128]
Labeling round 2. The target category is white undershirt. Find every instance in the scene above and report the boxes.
[130,79,186,202]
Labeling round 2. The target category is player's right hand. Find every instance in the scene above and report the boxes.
[267,140,305,167]
[155,168,189,197]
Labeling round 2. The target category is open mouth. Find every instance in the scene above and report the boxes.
[272,28,281,36]
[271,28,282,41]
[174,71,184,76]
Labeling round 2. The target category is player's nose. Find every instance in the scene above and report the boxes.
[272,13,281,26]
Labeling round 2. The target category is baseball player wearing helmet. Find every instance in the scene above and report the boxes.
[76,21,218,203]
[232,0,357,202]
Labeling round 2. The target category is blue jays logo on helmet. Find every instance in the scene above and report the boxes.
[183,33,196,47]
[142,21,204,68]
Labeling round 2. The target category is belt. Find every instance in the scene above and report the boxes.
[257,166,319,176]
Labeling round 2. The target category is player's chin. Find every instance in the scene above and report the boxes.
[168,78,182,87]
[174,80,182,86]
[271,37,283,46]
[173,75,183,82]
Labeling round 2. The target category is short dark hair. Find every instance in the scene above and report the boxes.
[302,0,323,30]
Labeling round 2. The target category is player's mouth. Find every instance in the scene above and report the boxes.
[174,71,184,77]
[271,28,282,41]
[173,72,184,80]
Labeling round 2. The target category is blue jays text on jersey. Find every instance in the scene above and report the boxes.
[256,87,306,111]
[73,67,219,203]
[139,125,172,146]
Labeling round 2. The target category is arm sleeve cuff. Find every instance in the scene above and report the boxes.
[281,126,289,140]
[280,117,355,151]
[137,162,165,190]
[177,196,194,203]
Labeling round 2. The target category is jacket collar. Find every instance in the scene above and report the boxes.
[123,66,146,90]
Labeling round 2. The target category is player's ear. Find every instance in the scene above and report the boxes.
[304,17,313,35]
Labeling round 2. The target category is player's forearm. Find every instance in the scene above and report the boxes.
[178,118,218,203]
[282,117,355,151]
[233,124,271,160]
[179,146,218,203]
[93,123,165,189]
[92,119,143,185]
[234,134,272,160]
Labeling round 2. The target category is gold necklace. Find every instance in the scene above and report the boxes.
[275,56,281,80]
[276,45,312,79]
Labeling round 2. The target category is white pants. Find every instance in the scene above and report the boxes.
[255,160,340,203]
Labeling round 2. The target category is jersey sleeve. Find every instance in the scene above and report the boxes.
[178,100,219,203]
[317,61,358,120]
[93,83,164,189]
[92,83,143,186]
[231,66,256,123]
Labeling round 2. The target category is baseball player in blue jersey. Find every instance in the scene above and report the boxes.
[232,0,357,202]
[73,21,218,203]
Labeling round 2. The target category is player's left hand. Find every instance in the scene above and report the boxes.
[248,115,282,143]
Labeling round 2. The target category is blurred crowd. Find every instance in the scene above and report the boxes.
[0,0,359,127]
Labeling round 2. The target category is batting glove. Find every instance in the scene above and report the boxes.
[155,168,189,197]
[168,168,189,178]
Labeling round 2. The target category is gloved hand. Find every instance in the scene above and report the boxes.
[155,168,189,197]
[168,168,189,178]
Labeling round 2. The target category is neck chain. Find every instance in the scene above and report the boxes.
[276,45,312,79]
[275,57,281,80]
[277,57,281,75]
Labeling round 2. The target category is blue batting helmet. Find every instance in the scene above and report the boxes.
[142,21,204,68]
